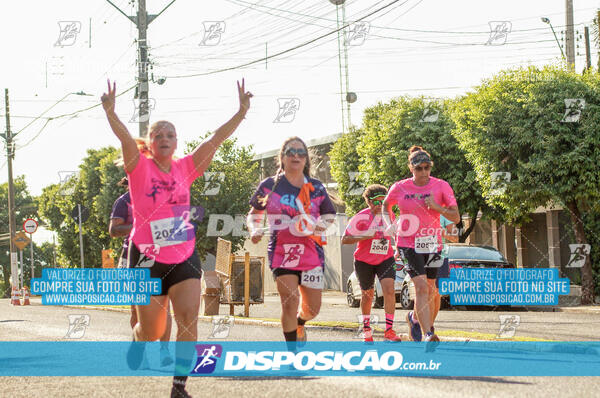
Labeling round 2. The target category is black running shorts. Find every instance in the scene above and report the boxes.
[128,244,202,296]
[397,247,443,279]
[353,257,396,291]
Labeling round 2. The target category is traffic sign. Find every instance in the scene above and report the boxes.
[102,249,115,268]
[12,231,31,250]
[23,218,38,234]
[71,204,90,224]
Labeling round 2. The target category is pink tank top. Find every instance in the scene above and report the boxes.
[345,207,394,265]
[127,154,201,264]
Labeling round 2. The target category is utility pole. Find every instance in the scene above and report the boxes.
[106,0,176,137]
[78,204,84,268]
[52,234,57,266]
[137,0,149,137]
[584,26,592,70]
[565,0,575,69]
[333,0,350,134]
[3,89,18,291]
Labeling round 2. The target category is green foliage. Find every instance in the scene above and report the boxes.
[0,177,37,297]
[583,211,600,297]
[330,97,490,226]
[185,136,259,259]
[37,147,123,268]
[450,65,600,223]
[450,65,600,302]
[328,127,367,216]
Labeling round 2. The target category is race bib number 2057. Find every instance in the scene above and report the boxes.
[415,235,438,254]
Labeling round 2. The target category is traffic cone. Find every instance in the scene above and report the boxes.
[22,287,30,305]
[10,286,21,306]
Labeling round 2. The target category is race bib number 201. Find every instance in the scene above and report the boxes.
[301,267,324,290]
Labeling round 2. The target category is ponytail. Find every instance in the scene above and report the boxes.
[135,138,152,158]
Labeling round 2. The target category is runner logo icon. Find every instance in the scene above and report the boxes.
[191,344,223,374]
[281,244,305,268]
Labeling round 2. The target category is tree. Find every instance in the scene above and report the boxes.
[328,127,367,216]
[37,147,123,268]
[592,11,600,70]
[0,177,37,297]
[329,97,492,241]
[185,136,259,260]
[450,65,600,304]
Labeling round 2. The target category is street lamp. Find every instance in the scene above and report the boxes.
[541,17,566,60]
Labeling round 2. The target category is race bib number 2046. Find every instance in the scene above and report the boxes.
[369,239,389,255]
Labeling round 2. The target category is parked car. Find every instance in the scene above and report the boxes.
[400,243,515,310]
[346,261,408,308]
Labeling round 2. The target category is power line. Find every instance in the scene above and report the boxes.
[7,84,136,150]
[164,0,405,79]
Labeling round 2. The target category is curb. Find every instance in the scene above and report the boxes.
[19,299,588,343]
[25,299,467,341]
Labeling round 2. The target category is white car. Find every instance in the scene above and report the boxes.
[346,263,408,308]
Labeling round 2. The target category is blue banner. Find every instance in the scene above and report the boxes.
[1,342,599,376]
[438,268,570,306]
[30,268,162,305]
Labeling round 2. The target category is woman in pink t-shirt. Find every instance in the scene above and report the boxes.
[383,146,460,346]
[102,79,252,397]
[342,184,402,343]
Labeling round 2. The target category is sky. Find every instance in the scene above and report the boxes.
[1,0,599,244]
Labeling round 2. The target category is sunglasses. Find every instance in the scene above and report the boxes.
[368,194,385,206]
[414,164,431,172]
[284,147,308,157]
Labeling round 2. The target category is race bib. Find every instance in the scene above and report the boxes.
[415,235,438,254]
[369,239,389,255]
[301,267,324,290]
[150,216,192,247]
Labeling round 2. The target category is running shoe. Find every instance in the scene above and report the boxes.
[126,337,147,370]
[364,330,374,344]
[424,332,440,352]
[171,385,192,398]
[160,346,174,367]
[406,311,422,342]
[384,329,402,342]
[297,325,307,347]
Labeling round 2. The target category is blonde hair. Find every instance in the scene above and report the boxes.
[148,120,176,137]
[132,120,178,159]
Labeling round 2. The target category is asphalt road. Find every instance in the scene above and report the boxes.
[224,293,600,341]
[1,300,599,398]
